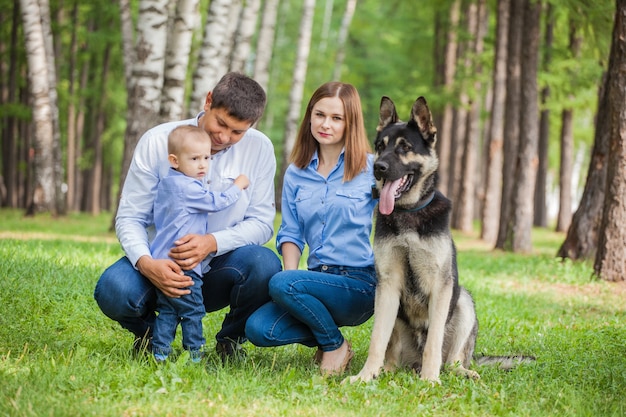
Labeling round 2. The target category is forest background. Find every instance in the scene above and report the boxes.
[1,0,625,280]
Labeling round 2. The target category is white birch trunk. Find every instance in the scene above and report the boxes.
[19,0,56,214]
[161,0,200,121]
[190,0,234,113]
[332,0,357,81]
[119,0,135,91]
[229,0,262,73]
[117,0,169,205]
[275,0,316,210]
[282,0,315,161]
[253,0,280,92]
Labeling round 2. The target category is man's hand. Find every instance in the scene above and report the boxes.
[136,256,192,298]
[169,233,217,271]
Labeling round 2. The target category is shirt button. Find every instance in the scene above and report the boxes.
[322,265,328,271]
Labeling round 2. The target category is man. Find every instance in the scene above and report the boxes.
[94,72,282,360]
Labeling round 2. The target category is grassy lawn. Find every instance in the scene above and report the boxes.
[0,209,624,416]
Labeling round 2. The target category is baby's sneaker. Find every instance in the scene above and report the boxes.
[189,349,204,364]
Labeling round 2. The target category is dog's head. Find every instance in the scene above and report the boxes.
[373,96,438,215]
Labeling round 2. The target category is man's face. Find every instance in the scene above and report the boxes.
[199,93,252,154]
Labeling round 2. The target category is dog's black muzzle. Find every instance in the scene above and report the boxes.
[373,160,389,180]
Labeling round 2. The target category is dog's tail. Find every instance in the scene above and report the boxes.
[473,355,536,371]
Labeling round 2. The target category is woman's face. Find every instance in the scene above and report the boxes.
[310,96,346,147]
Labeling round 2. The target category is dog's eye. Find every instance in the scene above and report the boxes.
[398,143,411,154]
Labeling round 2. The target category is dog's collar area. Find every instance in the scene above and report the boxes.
[396,191,435,212]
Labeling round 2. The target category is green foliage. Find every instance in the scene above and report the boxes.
[0,209,624,416]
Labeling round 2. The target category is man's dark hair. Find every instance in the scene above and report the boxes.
[211,72,267,123]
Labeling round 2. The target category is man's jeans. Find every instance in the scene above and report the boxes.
[245,265,376,351]
[94,245,282,344]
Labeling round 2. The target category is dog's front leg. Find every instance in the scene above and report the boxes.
[420,280,453,383]
[347,273,402,383]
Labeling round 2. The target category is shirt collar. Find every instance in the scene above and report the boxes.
[310,148,346,169]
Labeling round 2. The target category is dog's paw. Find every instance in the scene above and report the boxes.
[464,369,480,380]
[419,369,441,385]
[420,374,442,385]
[343,370,377,384]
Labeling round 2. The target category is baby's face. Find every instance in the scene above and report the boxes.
[173,138,212,180]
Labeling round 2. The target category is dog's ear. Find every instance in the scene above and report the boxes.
[411,96,437,147]
[377,96,399,132]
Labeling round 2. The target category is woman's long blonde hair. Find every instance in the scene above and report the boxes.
[290,82,371,182]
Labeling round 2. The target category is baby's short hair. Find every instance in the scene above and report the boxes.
[168,125,210,155]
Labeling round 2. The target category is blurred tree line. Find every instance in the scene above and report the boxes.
[1,0,624,279]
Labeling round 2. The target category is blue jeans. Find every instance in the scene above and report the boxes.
[245,265,376,351]
[94,245,282,345]
[152,270,205,356]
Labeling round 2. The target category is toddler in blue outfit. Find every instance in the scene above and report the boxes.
[150,125,249,362]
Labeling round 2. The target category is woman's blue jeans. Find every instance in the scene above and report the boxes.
[245,265,376,352]
[94,245,282,345]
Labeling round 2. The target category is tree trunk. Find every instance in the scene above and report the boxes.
[19,0,56,215]
[437,0,460,197]
[39,0,65,216]
[557,77,609,261]
[253,0,280,93]
[276,0,316,212]
[506,0,541,252]
[594,0,626,282]
[495,0,524,250]
[1,1,20,208]
[160,0,200,122]
[481,0,509,244]
[229,0,261,73]
[119,0,135,90]
[65,0,79,212]
[115,0,169,227]
[454,0,487,232]
[332,0,357,81]
[534,4,552,228]
[189,0,234,113]
[556,22,581,232]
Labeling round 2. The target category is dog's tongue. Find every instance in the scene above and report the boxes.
[379,178,403,215]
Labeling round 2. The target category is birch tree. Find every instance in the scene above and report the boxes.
[160,0,200,122]
[19,0,57,215]
[190,0,234,113]
[253,0,280,92]
[332,0,357,81]
[276,0,316,210]
[229,0,261,74]
[117,0,169,207]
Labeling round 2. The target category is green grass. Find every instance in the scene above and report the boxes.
[0,208,624,416]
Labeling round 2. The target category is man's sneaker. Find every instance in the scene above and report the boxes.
[215,338,246,363]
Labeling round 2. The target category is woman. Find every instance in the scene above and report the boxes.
[245,82,377,375]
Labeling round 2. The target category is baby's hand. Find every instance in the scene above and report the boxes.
[234,174,250,190]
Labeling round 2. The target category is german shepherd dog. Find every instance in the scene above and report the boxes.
[349,96,526,384]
